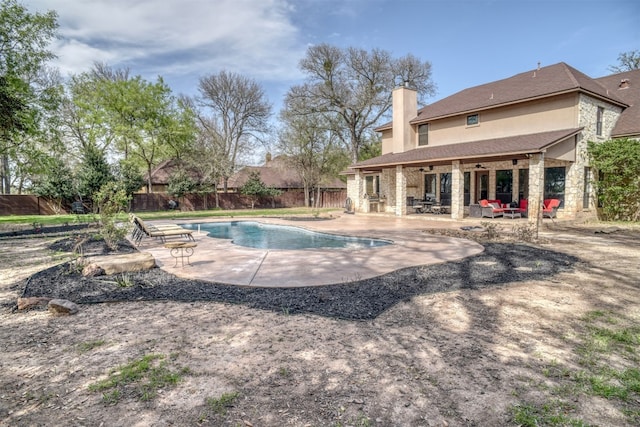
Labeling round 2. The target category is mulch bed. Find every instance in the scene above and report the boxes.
[19,234,580,320]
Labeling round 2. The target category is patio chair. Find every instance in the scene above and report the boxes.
[479,199,504,218]
[130,215,194,246]
[542,199,561,219]
[71,201,85,214]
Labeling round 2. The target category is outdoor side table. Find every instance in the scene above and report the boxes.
[503,208,522,219]
[164,242,197,267]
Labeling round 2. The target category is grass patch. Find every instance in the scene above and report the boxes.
[205,391,240,415]
[509,310,640,425]
[88,354,186,404]
[0,207,335,229]
[510,401,587,427]
[199,391,240,421]
[77,339,106,353]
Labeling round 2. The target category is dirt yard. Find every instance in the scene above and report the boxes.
[0,220,639,426]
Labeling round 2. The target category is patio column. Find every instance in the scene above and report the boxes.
[528,153,545,225]
[395,165,407,216]
[512,167,520,203]
[451,160,464,220]
[354,169,364,212]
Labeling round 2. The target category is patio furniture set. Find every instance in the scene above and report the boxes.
[410,194,450,215]
[476,198,560,219]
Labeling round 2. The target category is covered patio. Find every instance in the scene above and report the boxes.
[348,128,583,222]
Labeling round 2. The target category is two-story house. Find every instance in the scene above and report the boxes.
[346,62,639,221]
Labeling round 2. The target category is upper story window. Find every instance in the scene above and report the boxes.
[418,124,429,146]
[466,114,479,126]
[596,106,604,136]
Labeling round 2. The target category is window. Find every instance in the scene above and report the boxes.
[466,114,479,126]
[596,106,604,136]
[544,167,565,206]
[440,173,451,206]
[583,167,592,209]
[519,168,529,201]
[464,172,471,206]
[365,175,379,196]
[418,124,429,146]
[495,170,513,204]
[424,173,436,199]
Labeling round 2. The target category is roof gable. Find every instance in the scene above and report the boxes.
[595,69,640,137]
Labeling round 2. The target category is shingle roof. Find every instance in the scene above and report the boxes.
[226,155,346,189]
[595,69,640,137]
[146,159,188,184]
[410,62,627,124]
[351,128,582,169]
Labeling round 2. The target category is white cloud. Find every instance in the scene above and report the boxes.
[29,0,307,90]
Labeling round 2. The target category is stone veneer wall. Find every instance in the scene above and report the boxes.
[570,94,623,215]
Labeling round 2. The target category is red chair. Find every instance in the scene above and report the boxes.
[542,199,560,218]
[519,199,528,217]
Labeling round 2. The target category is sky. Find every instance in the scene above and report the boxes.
[28,0,640,121]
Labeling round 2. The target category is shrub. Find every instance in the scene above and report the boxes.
[93,182,130,250]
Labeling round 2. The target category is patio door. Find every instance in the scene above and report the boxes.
[476,171,488,201]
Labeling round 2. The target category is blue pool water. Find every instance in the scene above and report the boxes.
[181,221,391,250]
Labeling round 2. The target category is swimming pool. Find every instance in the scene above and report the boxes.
[181,221,391,250]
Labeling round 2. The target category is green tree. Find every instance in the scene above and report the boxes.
[114,158,145,197]
[588,138,640,221]
[0,0,59,193]
[167,167,196,209]
[31,155,75,213]
[358,133,382,161]
[239,170,281,209]
[62,69,118,157]
[608,50,640,73]
[286,44,435,163]
[76,144,113,203]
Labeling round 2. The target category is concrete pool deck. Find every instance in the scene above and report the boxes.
[137,213,489,287]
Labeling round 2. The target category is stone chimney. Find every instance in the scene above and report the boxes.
[265,152,272,165]
[392,84,417,153]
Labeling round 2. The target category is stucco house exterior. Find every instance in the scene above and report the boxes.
[346,62,640,222]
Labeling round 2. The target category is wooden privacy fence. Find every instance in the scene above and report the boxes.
[0,195,60,216]
[0,189,348,215]
[131,189,348,212]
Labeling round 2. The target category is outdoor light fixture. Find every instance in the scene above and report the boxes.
[512,159,518,165]
[419,167,424,172]
[429,165,434,171]
[475,163,482,169]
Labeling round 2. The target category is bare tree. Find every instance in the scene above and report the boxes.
[285,44,435,163]
[185,112,227,208]
[279,101,348,207]
[197,71,272,191]
[609,50,640,73]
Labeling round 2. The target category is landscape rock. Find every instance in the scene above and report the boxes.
[82,263,105,277]
[81,252,156,275]
[17,297,52,310]
[48,299,79,315]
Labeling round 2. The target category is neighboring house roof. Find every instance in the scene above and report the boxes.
[595,69,640,138]
[226,155,347,190]
[351,128,582,170]
[374,62,628,131]
[146,159,181,185]
[147,156,346,190]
